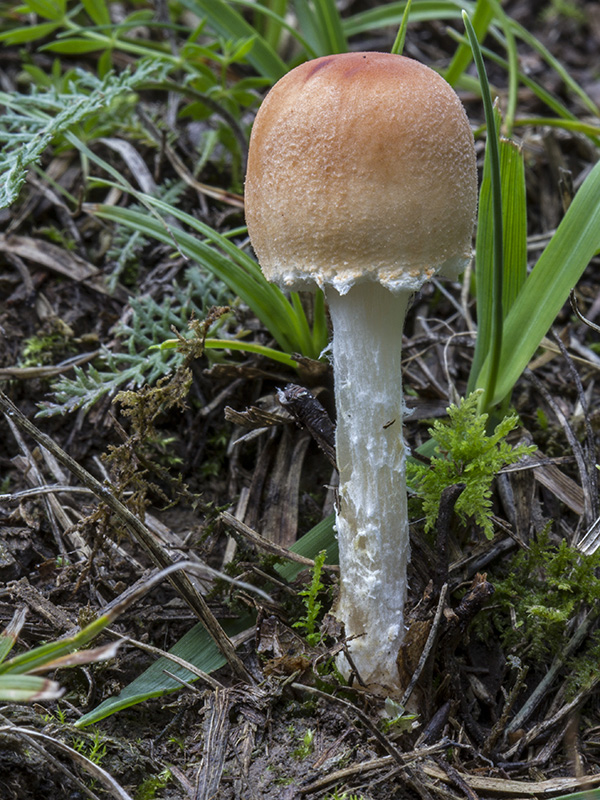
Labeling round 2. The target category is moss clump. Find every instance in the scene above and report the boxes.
[484,529,600,664]
[408,391,535,539]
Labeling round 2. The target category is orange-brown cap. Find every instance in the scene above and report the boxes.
[245,52,477,294]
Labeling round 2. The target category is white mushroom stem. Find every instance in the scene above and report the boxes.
[327,282,411,689]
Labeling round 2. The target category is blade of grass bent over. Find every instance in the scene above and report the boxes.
[112,191,320,343]
[344,2,475,39]
[91,202,325,360]
[116,192,327,358]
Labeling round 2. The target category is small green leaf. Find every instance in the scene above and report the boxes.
[81,0,111,26]
[229,35,256,62]
[408,392,535,539]
[97,47,113,78]
[181,41,222,63]
[41,38,107,54]
[21,63,53,87]
[0,21,60,44]
[23,0,65,20]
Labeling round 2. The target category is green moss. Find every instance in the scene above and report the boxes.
[135,769,171,800]
[408,391,535,539]
[293,549,327,646]
[21,319,75,367]
[483,529,600,663]
[291,728,315,760]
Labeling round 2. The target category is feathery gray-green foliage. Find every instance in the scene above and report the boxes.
[0,60,168,208]
[37,267,231,417]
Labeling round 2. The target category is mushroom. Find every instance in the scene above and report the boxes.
[245,52,477,691]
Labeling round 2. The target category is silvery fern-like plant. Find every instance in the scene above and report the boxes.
[0,60,168,208]
[37,267,232,417]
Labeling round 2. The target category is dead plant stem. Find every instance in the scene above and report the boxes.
[0,389,252,684]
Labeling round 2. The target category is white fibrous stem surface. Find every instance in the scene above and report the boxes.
[327,282,411,691]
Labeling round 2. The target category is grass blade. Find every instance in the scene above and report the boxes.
[512,117,600,140]
[344,1,473,38]
[177,0,287,80]
[446,28,589,133]
[257,0,288,51]
[0,609,26,664]
[468,135,526,394]
[313,0,347,53]
[390,0,412,56]
[462,11,504,412]
[0,675,63,701]
[445,0,493,86]
[230,0,318,58]
[498,141,527,314]
[475,158,600,406]
[311,291,327,355]
[293,0,330,55]
[513,19,599,117]
[204,338,300,368]
[485,0,518,134]
[290,291,319,356]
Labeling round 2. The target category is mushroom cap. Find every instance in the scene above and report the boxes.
[245,52,478,294]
